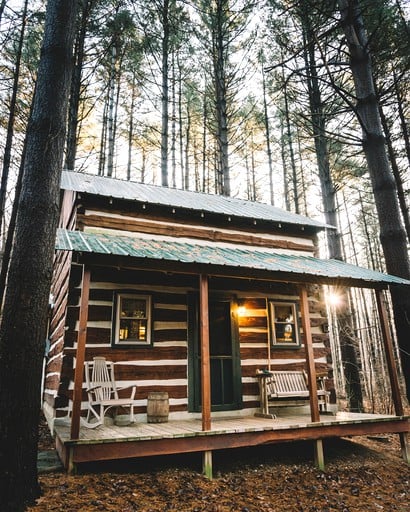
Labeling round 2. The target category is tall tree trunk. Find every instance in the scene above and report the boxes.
[377,97,410,243]
[214,0,230,196]
[127,70,137,181]
[302,12,363,411]
[0,0,28,237]
[393,71,410,176]
[261,62,275,205]
[98,96,108,176]
[161,0,170,187]
[0,1,77,508]
[171,51,177,187]
[106,45,117,177]
[65,0,93,171]
[0,0,7,25]
[338,0,410,401]
[280,110,291,211]
[184,101,191,191]
[281,59,299,213]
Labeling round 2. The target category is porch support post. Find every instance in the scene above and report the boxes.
[70,266,91,440]
[299,285,320,422]
[375,289,409,463]
[299,285,324,470]
[199,274,211,432]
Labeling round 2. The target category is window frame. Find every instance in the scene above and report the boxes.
[268,300,301,349]
[113,292,152,347]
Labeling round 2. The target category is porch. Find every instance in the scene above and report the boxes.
[54,411,410,473]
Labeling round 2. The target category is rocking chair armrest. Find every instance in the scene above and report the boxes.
[117,384,137,400]
[86,384,103,393]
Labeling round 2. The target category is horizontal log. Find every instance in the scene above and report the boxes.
[238,316,268,328]
[90,266,197,288]
[64,345,188,361]
[153,329,187,342]
[241,362,329,378]
[239,332,269,344]
[48,339,64,359]
[78,213,314,252]
[46,355,64,374]
[240,298,267,310]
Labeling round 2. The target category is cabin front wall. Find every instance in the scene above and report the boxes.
[45,262,331,424]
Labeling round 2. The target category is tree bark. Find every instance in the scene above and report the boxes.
[0,1,77,508]
[160,0,170,187]
[302,10,363,411]
[338,0,410,401]
[0,0,28,236]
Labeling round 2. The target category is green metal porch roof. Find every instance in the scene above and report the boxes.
[55,229,410,288]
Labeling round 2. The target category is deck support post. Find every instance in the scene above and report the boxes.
[375,289,409,464]
[203,450,213,479]
[199,274,211,431]
[314,439,325,471]
[70,266,91,440]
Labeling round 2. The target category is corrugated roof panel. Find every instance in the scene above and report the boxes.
[61,171,332,230]
[55,229,410,287]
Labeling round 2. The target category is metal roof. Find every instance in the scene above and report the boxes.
[61,171,332,231]
[55,229,410,288]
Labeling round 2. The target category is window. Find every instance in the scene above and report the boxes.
[269,301,300,347]
[114,293,152,346]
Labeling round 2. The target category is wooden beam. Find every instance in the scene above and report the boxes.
[299,285,320,423]
[70,267,91,439]
[63,417,410,466]
[199,274,211,431]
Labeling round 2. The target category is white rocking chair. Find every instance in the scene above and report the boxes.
[82,357,136,428]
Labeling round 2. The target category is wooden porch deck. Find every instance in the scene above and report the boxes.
[54,412,410,471]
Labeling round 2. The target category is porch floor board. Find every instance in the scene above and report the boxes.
[54,411,409,449]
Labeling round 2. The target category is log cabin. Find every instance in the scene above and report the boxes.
[44,170,410,474]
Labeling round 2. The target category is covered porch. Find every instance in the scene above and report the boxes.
[52,229,410,475]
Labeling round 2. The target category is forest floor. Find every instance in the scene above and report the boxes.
[29,415,409,512]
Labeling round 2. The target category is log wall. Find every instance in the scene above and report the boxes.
[50,267,330,420]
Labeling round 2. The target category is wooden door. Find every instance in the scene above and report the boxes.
[188,296,242,412]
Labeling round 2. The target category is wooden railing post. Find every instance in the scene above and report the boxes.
[199,274,211,432]
[299,284,324,470]
[70,266,90,439]
[299,285,320,423]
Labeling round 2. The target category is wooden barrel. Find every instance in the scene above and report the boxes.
[147,391,169,423]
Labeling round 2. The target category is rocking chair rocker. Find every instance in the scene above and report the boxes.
[82,357,136,428]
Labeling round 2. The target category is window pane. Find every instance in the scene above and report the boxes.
[119,319,148,341]
[121,298,146,318]
[274,305,293,322]
[270,302,299,346]
[275,322,296,343]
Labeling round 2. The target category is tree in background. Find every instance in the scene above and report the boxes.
[0,0,77,508]
[337,0,410,401]
[194,0,256,196]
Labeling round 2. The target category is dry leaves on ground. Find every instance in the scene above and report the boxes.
[31,421,409,512]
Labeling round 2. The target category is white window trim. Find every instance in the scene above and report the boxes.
[114,293,152,346]
[269,301,300,347]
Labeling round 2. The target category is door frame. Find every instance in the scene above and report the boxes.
[187,292,242,412]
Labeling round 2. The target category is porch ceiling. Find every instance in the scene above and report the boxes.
[55,228,410,289]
